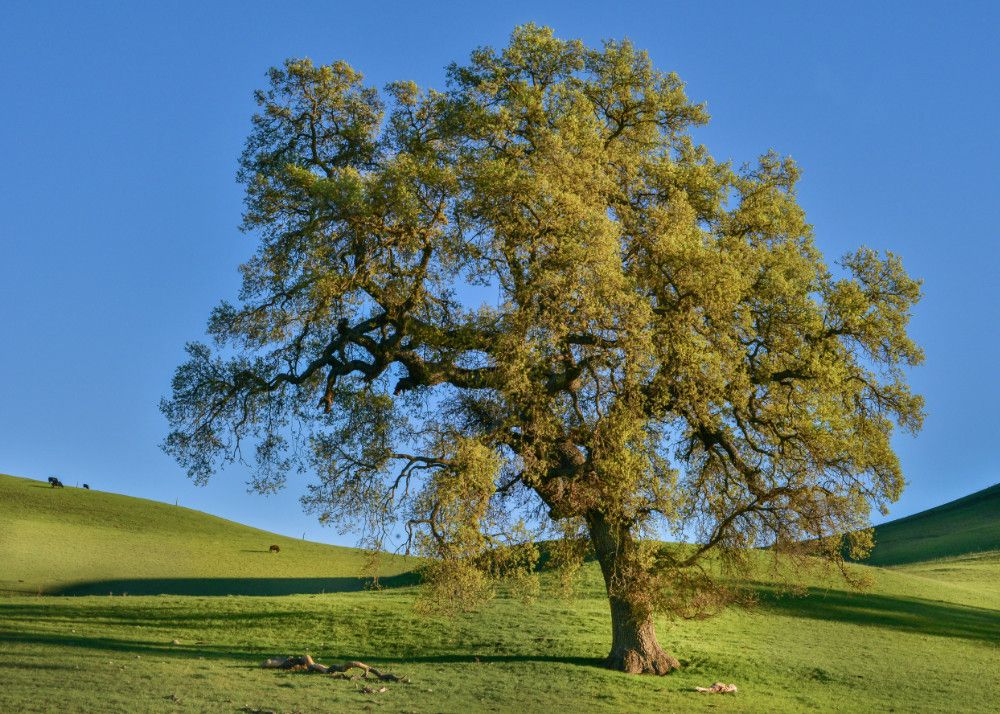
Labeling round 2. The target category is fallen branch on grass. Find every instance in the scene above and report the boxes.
[260,655,409,682]
[694,682,738,694]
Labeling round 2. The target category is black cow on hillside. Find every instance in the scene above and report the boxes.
[47,476,64,488]
[82,484,90,489]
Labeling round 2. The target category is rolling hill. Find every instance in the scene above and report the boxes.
[5,470,999,594]
[0,472,415,596]
[1,470,998,712]
[866,482,1000,566]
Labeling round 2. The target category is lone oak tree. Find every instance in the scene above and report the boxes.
[162,25,923,674]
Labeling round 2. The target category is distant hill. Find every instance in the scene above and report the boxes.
[0,472,416,595]
[5,469,997,596]
[865,482,1000,566]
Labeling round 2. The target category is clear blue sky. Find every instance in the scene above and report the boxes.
[2,1,997,544]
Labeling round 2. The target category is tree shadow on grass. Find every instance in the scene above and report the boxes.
[0,628,256,661]
[349,653,606,669]
[0,625,606,672]
[0,660,78,671]
[754,584,1000,644]
[0,597,610,672]
[0,601,326,628]
[43,573,419,597]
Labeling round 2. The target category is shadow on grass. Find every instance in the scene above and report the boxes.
[43,573,419,597]
[0,660,78,671]
[349,653,606,668]
[0,628,259,661]
[0,601,337,627]
[755,584,1000,643]
[0,625,605,671]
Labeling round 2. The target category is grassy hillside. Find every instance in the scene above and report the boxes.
[0,473,415,595]
[0,553,997,712]
[1,471,998,712]
[866,482,1000,565]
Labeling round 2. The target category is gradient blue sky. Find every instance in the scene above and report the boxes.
[2,1,997,545]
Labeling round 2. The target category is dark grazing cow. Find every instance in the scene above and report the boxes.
[83,484,90,489]
[269,544,280,554]
[47,477,64,488]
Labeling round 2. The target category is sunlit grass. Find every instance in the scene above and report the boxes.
[2,571,998,713]
[2,472,998,712]
[0,473,413,596]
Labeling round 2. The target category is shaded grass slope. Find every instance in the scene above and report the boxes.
[866,482,1000,565]
[0,473,415,596]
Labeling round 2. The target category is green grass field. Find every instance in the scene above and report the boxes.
[1,472,998,713]
[0,473,414,596]
[864,482,1000,566]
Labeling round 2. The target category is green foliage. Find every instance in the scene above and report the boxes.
[161,25,924,652]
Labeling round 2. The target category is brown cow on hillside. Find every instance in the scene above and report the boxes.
[269,544,280,553]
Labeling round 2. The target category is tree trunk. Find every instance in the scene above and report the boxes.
[587,511,680,675]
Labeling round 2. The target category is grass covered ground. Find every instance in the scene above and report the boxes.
[0,473,413,596]
[1,473,998,712]
[2,562,998,713]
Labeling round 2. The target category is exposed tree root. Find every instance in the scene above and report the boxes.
[260,655,409,683]
[611,648,680,675]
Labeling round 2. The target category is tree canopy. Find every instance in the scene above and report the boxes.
[162,24,923,674]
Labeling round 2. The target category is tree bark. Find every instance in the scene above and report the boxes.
[587,511,680,675]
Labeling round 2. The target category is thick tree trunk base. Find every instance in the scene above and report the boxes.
[608,646,680,675]
[605,599,680,675]
[585,511,682,676]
